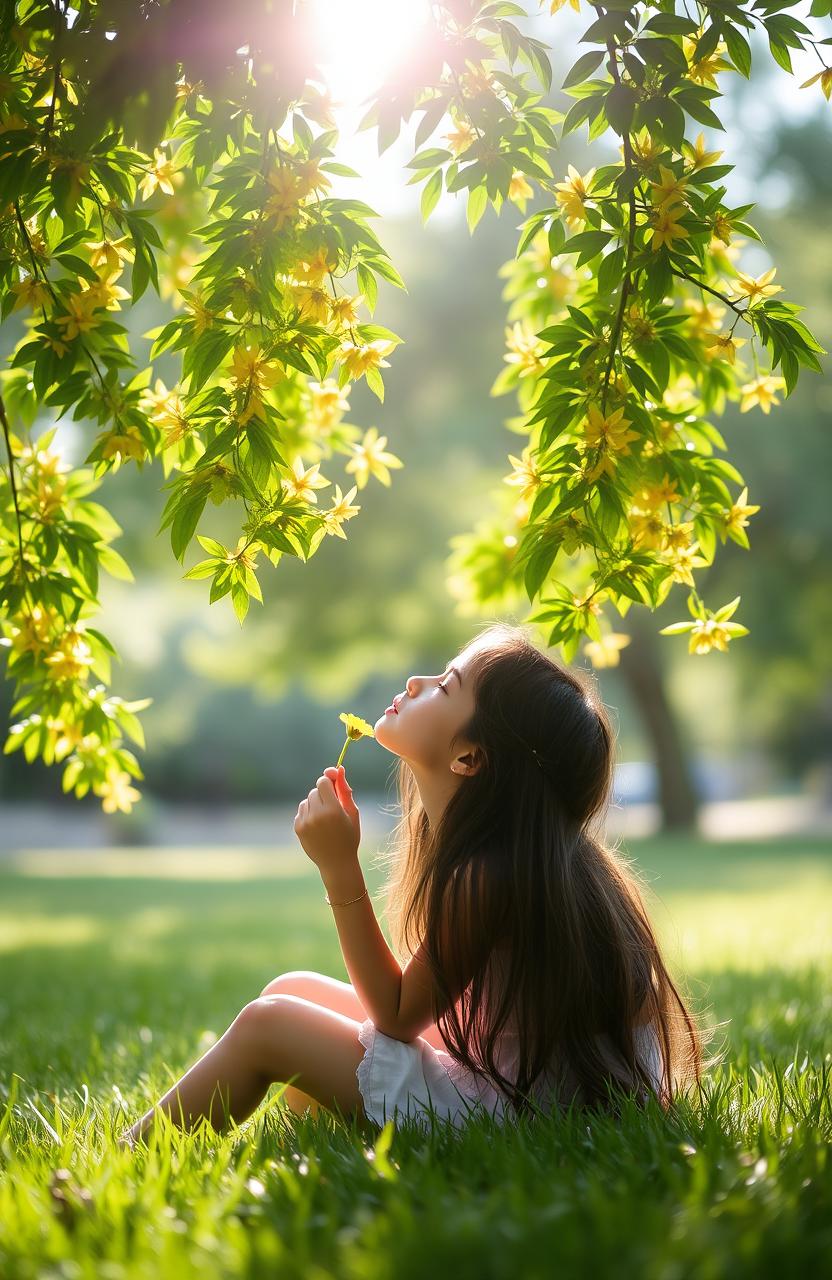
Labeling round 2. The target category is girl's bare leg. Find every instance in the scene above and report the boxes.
[121,994,371,1147]
[260,969,450,1050]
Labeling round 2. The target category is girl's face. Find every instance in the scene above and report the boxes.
[373,647,480,775]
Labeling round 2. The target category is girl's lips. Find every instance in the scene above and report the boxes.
[384,704,398,715]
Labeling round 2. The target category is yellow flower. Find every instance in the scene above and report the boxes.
[10,275,49,311]
[345,427,403,489]
[688,619,736,654]
[584,633,630,668]
[183,290,216,335]
[336,712,375,767]
[702,331,747,365]
[55,290,99,340]
[293,284,332,325]
[229,343,286,424]
[294,247,338,288]
[295,157,332,199]
[686,131,723,172]
[339,712,375,741]
[729,267,783,305]
[44,628,93,681]
[264,165,303,228]
[94,764,142,815]
[555,164,595,230]
[739,374,786,414]
[629,510,667,551]
[322,483,360,539]
[650,204,690,251]
[328,293,363,330]
[799,67,832,101]
[683,297,726,338]
[138,148,177,200]
[282,456,331,504]
[85,236,132,278]
[621,128,663,170]
[83,277,130,311]
[541,0,580,12]
[650,165,688,210]
[8,604,57,660]
[338,338,396,381]
[723,486,760,534]
[682,37,733,87]
[503,448,542,503]
[584,404,639,454]
[307,378,351,430]
[101,426,146,463]
[664,540,710,587]
[443,119,477,156]
[503,319,546,376]
[637,473,679,510]
[508,170,534,208]
[142,378,190,448]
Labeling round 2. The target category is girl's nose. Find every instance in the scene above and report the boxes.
[406,676,420,697]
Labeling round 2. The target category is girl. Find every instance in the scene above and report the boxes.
[122,621,708,1146]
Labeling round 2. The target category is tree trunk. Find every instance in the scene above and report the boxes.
[616,610,700,832]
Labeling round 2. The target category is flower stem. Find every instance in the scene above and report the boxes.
[336,739,349,769]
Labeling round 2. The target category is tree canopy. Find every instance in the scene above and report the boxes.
[0,0,828,811]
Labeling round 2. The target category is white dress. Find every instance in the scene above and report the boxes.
[355,953,664,1132]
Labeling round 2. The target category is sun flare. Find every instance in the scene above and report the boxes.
[308,0,433,109]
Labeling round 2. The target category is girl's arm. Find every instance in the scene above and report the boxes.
[294,768,473,1042]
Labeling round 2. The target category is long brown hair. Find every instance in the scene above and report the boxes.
[375,621,719,1120]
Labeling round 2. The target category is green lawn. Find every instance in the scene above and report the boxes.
[1,834,830,1278]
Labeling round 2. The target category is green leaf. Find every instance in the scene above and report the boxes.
[420,168,443,224]
[562,50,605,91]
[724,25,752,77]
[605,84,639,136]
[467,184,488,235]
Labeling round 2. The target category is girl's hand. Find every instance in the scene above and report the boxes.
[293,765,361,876]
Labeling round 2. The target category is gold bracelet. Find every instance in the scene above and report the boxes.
[325,886,369,908]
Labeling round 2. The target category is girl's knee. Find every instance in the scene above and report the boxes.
[260,969,319,999]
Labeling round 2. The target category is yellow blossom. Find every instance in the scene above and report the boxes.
[664,540,710,587]
[503,319,546,377]
[322,483,360,538]
[101,426,146,463]
[683,297,726,338]
[584,404,639,454]
[85,236,132,278]
[8,604,58,660]
[542,0,581,12]
[83,277,130,311]
[328,293,363,330]
[682,37,733,86]
[584,632,631,668]
[650,164,688,210]
[650,204,690,251]
[503,448,542,503]
[686,131,724,171]
[293,284,332,325]
[663,520,695,552]
[139,148,177,200]
[229,343,286,424]
[724,486,760,534]
[338,338,395,381]
[555,164,595,230]
[739,374,786,414]
[264,164,303,227]
[94,764,141,815]
[282,456,331,504]
[703,331,747,365]
[621,128,663,169]
[55,291,99,340]
[637,473,679,509]
[729,267,783,305]
[345,427,403,489]
[443,120,477,156]
[336,711,375,767]
[294,247,338,288]
[688,619,736,654]
[43,628,93,681]
[10,275,49,311]
[508,170,534,208]
[295,157,332,198]
[307,378,351,430]
[629,510,667,551]
[183,290,216,335]
[141,378,190,448]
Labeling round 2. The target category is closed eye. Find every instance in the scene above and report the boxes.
[438,679,450,694]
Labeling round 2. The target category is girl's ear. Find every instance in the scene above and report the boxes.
[452,750,482,776]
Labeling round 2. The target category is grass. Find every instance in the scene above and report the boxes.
[0,833,830,1278]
